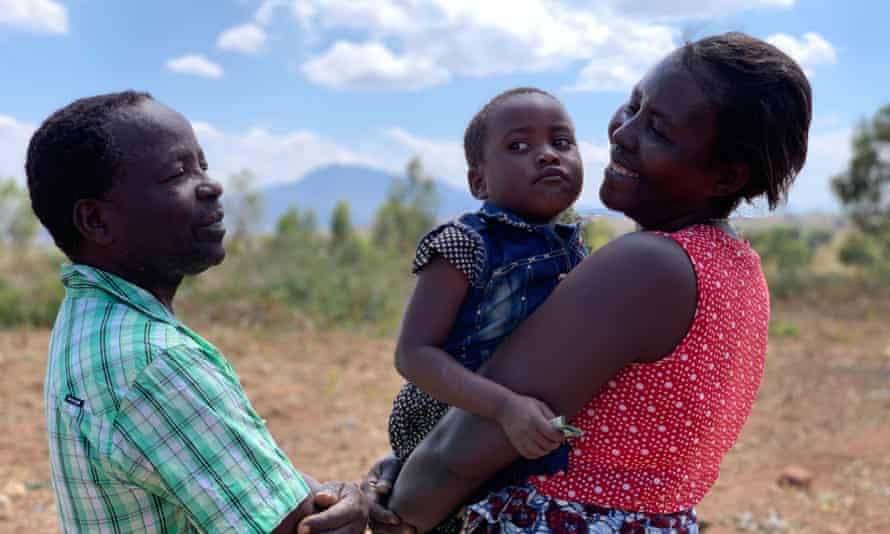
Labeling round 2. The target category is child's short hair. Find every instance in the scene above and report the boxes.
[26,90,154,257]
[463,87,561,169]
[680,32,812,214]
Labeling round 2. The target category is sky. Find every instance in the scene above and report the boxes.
[1,0,887,213]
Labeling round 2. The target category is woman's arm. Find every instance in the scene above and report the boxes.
[388,232,699,530]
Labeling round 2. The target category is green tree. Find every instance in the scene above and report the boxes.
[557,206,583,225]
[831,104,890,234]
[330,201,353,243]
[372,158,439,253]
[746,226,815,297]
[582,219,616,252]
[831,103,890,269]
[838,233,880,267]
[329,201,363,264]
[275,206,317,239]
[227,169,264,251]
[0,178,38,249]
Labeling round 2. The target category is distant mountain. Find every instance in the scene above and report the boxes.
[257,164,481,230]
[255,163,618,231]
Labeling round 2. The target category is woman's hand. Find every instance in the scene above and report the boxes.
[496,393,564,459]
[361,453,416,534]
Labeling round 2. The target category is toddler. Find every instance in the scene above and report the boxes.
[388,87,587,531]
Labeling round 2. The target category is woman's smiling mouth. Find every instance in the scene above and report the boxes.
[608,161,640,179]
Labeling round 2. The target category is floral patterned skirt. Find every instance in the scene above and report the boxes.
[464,485,698,534]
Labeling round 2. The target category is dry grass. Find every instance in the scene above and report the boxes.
[1,291,888,533]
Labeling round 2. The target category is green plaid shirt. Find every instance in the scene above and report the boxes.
[45,264,310,533]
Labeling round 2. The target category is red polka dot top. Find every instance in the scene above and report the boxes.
[530,224,770,513]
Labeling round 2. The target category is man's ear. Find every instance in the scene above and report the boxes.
[713,162,750,197]
[468,167,488,200]
[73,199,114,246]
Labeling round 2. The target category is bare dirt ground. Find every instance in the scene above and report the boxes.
[1,293,888,533]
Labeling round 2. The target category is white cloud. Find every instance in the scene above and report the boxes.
[597,0,794,21]
[0,0,68,34]
[0,115,34,185]
[242,0,798,93]
[259,0,668,92]
[165,54,224,79]
[302,41,450,91]
[217,23,267,54]
[576,139,611,207]
[191,121,387,188]
[567,63,642,93]
[785,127,851,212]
[384,128,465,188]
[255,0,300,26]
[766,32,837,75]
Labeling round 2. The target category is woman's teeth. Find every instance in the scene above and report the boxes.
[609,162,639,178]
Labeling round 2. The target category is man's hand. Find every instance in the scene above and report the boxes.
[496,393,564,459]
[361,454,415,534]
[297,481,368,534]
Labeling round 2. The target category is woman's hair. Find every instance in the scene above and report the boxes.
[26,90,153,257]
[463,87,560,169]
[680,32,812,215]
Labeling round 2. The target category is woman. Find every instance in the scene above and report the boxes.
[367,32,811,533]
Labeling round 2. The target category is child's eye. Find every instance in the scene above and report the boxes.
[553,138,573,149]
[509,141,529,152]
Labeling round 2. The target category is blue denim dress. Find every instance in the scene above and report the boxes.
[388,203,587,530]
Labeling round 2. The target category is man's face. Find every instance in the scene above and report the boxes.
[104,99,225,283]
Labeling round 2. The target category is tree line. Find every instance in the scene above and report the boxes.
[0,102,888,328]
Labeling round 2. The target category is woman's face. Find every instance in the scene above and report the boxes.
[600,53,725,229]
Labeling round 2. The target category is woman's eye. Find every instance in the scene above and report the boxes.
[509,141,529,151]
[553,138,572,149]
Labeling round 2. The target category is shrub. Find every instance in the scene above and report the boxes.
[746,226,815,298]
[0,248,65,328]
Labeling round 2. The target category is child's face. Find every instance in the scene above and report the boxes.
[470,93,583,224]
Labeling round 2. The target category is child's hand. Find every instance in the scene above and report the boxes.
[496,393,565,459]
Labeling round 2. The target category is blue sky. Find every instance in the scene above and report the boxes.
[1,0,886,213]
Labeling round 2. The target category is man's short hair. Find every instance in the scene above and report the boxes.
[26,90,153,257]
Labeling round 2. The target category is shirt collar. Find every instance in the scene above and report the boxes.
[478,202,581,240]
[61,264,179,325]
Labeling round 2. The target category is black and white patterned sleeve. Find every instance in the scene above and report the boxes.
[412,223,486,286]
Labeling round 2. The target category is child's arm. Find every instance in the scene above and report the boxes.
[395,255,563,459]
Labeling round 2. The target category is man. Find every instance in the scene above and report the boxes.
[27,91,368,533]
